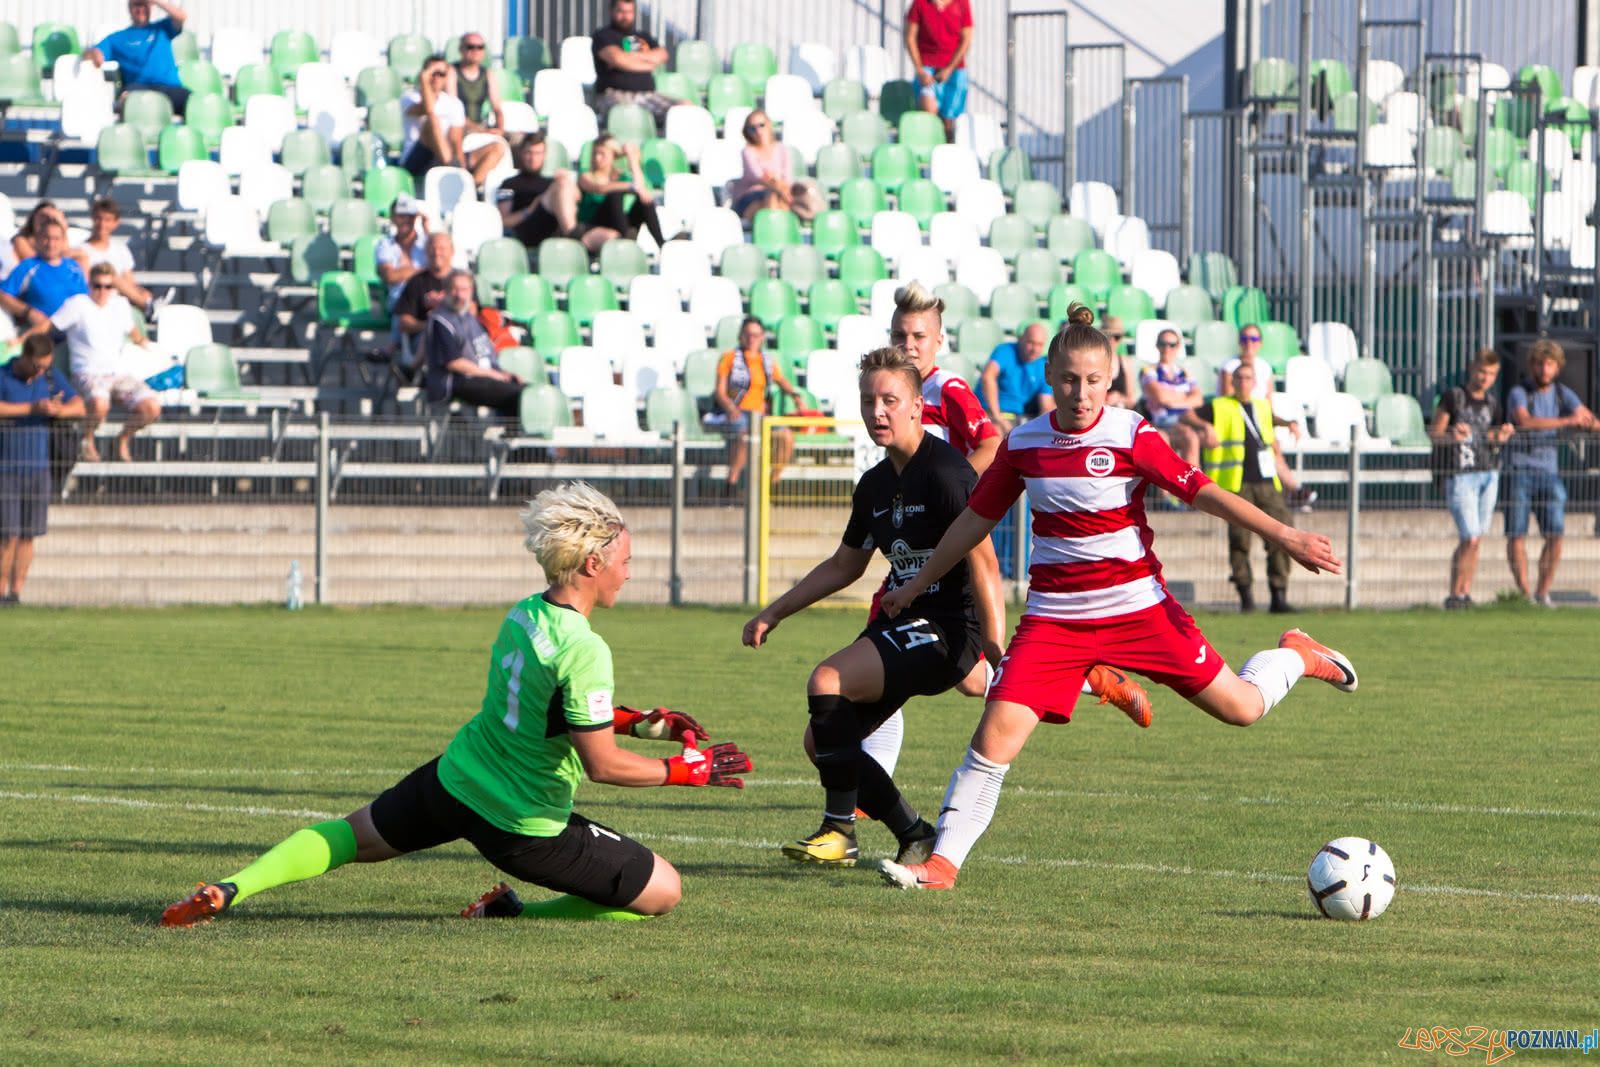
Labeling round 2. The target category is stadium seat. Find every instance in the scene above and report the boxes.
[657,240,712,301]
[778,245,826,290]
[528,236,583,289]
[840,111,889,155]
[763,73,815,124]
[1374,393,1428,445]
[533,67,585,118]
[718,242,767,294]
[839,177,888,228]
[896,178,946,229]
[835,314,887,359]
[95,124,159,180]
[123,90,175,144]
[731,42,778,97]
[362,167,415,214]
[646,384,717,439]
[928,143,980,198]
[158,125,208,174]
[1106,285,1156,331]
[955,180,1007,236]
[1044,215,1096,262]
[1068,180,1120,237]
[749,278,800,329]
[1192,320,1240,360]
[689,277,743,332]
[652,68,695,104]
[934,282,980,332]
[777,314,826,364]
[988,146,1033,196]
[1222,286,1271,329]
[987,214,1035,262]
[955,247,1008,304]
[506,274,557,324]
[788,42,837,94]
[1046,283,1094,324]
[178,58,225,98]
[822,77,867,121]
[177,159,231,216]
[870,210,923,266]
[592,310,647,360]
[1282,355,1336,420]
[317,271,388,328]
[452,202,504,259]
[1012,181,1062,233]
[1163,284,1216,333]
[1187,251,1239,305]
[211,27,264,81]
[545,105,600,158]
[664,106,717,166]
[1341,357,1394,410]
[596,239,648,293]
[838,246,888,297]
[30,22,79,78]
[956,317,1004,358]
[690,205,744,260]
[280,129,332,177]
[713,315,745,353]
[651,313,707,369]
[897,111,946,165]
[328,198,379,248]
[1104,214,1152,270]
[811,209,861,260]
[988,283,1039,334]
[673,40,719,93]
[929,213,980,266]
[559,36,597,89]
[233,63,285,108]
[878,79,917,124]
[705,74,754,123]
[331,31,383,84]
[896,246,951,289]
[266,197,318,247]
[1071,249,1122,303]
[185,344,248,397]
[423,166,476,221]
[1258,321,1301,370]
[870,143,917,195]
[606,103,656,146]
[780,108,835,167]
[532,312,583,363]
[519,382,575,436]
[813,143,862,192]
[1132,319,1183,364]
[752,208,803,259]
[1014,248,1063,299]
[681,348,721,399]
[269,30,319,82]
[806,279,857,331]
[183,92,231,149]
[1311,392,1370,444]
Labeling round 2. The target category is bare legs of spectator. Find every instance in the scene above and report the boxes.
[1,536,34,600]
[1449,535,1482,600]
[116,396,160,462]
[540,172,581,235]
[465,140,506,188]
[770,426,794,488]
[726,429,750,488]
[581,227,620,255]
[917,91,955,142]
[1507,534,1563,601]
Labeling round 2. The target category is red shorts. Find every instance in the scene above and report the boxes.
[988,598,1225,723]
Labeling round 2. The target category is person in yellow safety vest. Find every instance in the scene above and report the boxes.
[1182,362,1297,613]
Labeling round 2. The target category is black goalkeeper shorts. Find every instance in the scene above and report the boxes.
[370,757,656,908]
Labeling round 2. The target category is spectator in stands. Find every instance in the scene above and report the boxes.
[728,109,823,223]
[7,203,84,277]
[401,55,506,189]
[591,0,685,126]
[707,316,803,489]
[452,32,505,139]
[81,0,191,116]
[0,335,85,605]
[1220,321,1315,510]
[1184,361,1296,614]
[904,0,974,142]
[578,136,668,250]
[1100,314,1139,409]
[1,217,89,333]
[1504,340,1600,607]
[375,194,429,312]
[497,133,585,254]
[423,270,524,417]
[1141,327,1203,467]
[1430,348,1514,610]
[394,232,456,374]
[978,320,1052,432]
[79,198,167,321]
[40,262,161,463]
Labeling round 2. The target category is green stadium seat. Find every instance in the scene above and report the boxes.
[288,231,339,284]
[178,59,224,98]
[1071,249,1121,303]
[267,197,318,245]
[706,73,754,123]
[477,236,533,290]
[822,78,867,121]
[674,40,719,93]
[123,90,175,143]
[158,124,208,174]
[95,125,159,179]
[606,103,655,145]
[878,80,917,124]
[896,110,945,164]
[840,111,889,155]
[839,176,887,228]
[1188,251,1238,304]
[806,279,857,331]
[0,54,46,106]
[870,143,917,195]
[1012,180,1063,232]
[301,164,349,213]
[567,275,620,325]
[598,239,649,291]
[653,69,695,103]
[988,146,1033,195]
[749,278,800,329]
[988,283,1039,335]
[0,23,18,59]
[529,310,581,361]
[1014,248,1062,298]
[317,271,389,328]
[29,23,79,77]
[1046,215,1096,261]
[896,178,945,228]
[1478,127,1518,180]
[356,65,404,109]
[682,348,720,400]
[185,344,248,396]
[328,199,379,247]
[339,132,385,182]
[752,208,803,258]
[640,139,688,189]
[713,314,744,352]
[1222,285,1270,329]
[506,36,554,82]
[1422,125,1463,176]
[730,42,777,96]
[280,129,332,176]
[232,63,285,107]
[388,34,433,80]
[646,385,717,440]
[1192,320,1239,359]
[1374,393,1428,445]
[777,314,825,362]
[933,282,980,332]
[1342,357,1394,410]
[1106,285,1156,330]
[521,382,575,436]
[362,167,414,213]
[1503,159,1548,211]
[1308,58,1353,110]
[988,214,1035,262]
[352,233,383,292]
[1516,63,1562,105]
[1047,283,1094,325]
[718,242,767,294]
[957,317,1004,358]
[1258,320,1300,370]
[1249,57,1297,100]
[170,30,201,64]
[813,142,862,191]
[505,273,557,324]
[838,245,888,297]
[1163,284,1216,333]
[1331,91,1377,133]
[810,209,861,259]
[270,30,319,81]
[778,245,827,290]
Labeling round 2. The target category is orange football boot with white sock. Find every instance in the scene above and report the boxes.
[1278,629,1358,692]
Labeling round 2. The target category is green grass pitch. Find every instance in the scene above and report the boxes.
[2,602,1597,1064]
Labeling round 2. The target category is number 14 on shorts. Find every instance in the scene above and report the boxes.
[889,619,941,650]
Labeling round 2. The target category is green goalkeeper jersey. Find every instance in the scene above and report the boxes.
[438,593,615,836]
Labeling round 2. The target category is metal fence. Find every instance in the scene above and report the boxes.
[6,420,1596,611]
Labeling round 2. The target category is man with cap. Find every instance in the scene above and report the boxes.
[375,195,430,313]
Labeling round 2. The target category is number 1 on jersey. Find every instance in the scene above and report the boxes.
[500,648,525,731]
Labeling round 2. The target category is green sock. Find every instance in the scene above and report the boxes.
[225,819,358,904]
[520,894,651,921]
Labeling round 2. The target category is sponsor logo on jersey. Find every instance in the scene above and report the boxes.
[1085,448,1116,477]
[1176,466,1200,487]
[587,689,612,721]
[892,497,903,528]
[886,539,939,594]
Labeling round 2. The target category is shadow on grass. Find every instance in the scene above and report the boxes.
[0,895,454,924]
[1212,909,1322,921]
[0,837,491,866]
[43,780,376,801]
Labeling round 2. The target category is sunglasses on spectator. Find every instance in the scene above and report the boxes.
[1240,333,1262,342]
[463,42,485,49]
[1156,339,1178,349]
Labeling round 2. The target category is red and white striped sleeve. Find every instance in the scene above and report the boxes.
[1130,421,1212,504]
[967,434,1025,520]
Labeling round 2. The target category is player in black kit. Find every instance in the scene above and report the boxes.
[743,346,1004,868]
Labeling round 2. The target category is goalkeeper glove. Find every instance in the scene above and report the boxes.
[614,705,709,746]
[663,742,753,788]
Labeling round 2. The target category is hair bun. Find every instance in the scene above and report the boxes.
[1066,302,1095,327]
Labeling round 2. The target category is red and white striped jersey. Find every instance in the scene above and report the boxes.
[920,367,998,458]
[967,406,1212,620]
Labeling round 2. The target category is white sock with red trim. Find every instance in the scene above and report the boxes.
[1238,648,1305,716]
[932,746,1010,869]
[860,708,903,776]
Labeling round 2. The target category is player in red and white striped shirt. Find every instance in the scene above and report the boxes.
[877,304,1359,891]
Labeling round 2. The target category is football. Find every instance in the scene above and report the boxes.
[1306,837,1397,920]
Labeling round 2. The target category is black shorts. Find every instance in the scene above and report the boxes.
[854,612,983,731]
[124,82,191,116]
[0,468,51,539]
[369,757,656,908]
[515,205,560,247]
[401,141,437,179]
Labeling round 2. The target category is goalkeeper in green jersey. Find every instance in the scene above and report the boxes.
[162,482,752,926]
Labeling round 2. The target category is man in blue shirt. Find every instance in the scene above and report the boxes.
[0,335,85,605]
[1504,339,1599,606]
[977,321,1053,432]
[0,218,89,332]
[82,0,191,115]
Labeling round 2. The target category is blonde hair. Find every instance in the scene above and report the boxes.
[858,345,921,394]
[1047,302,1113,367]
[892,280,944,318]
[1527,338,1565,372]
[520,482,626,586]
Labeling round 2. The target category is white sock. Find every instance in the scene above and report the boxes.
[1237,648,1305,717]
[932,746,1010,868]
[1079,677,1093,695]
[981,659,996,695]
[860,708,904,776]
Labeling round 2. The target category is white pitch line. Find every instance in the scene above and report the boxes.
[2,789,1597,907]
[5,766,1599,822]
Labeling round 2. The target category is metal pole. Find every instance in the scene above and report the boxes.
[1006,12,1018,149]
[1239,114,1256,287]
[1063,41,1076,195]
[880,0,889,50]
[1121,79,1135,215]
[1344,433,1360,610]
[1422,234,1438,394]
[1180,114,1194,264]
[1296,0,1313,334]
[694,0,704,44]
[743,412,761,604]
[315,411,329,605]
[670,419,685,606]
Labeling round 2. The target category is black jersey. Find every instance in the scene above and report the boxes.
[842,432,977,619]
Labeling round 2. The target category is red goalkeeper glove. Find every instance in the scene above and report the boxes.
[663,742,753,788]
[614,705,709,747]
